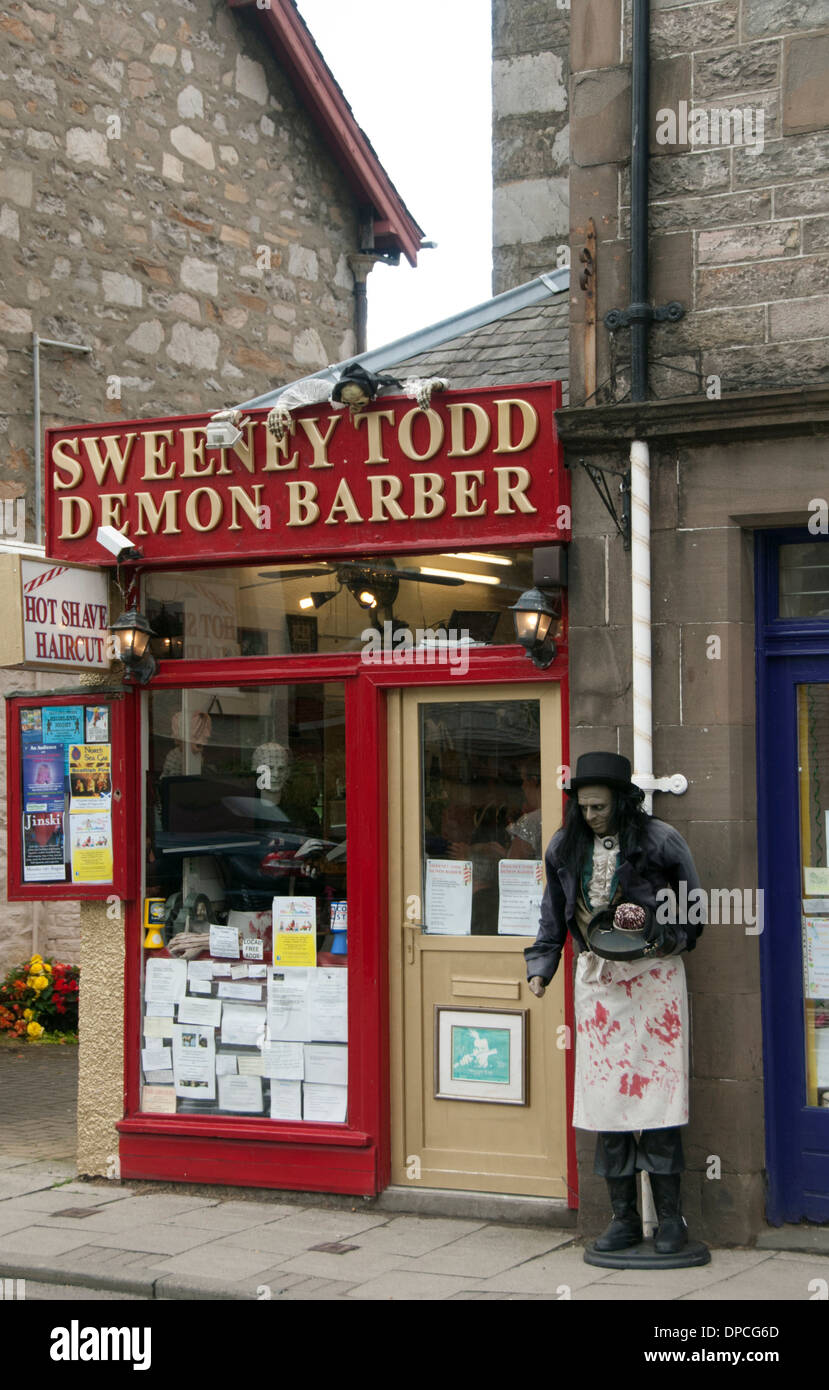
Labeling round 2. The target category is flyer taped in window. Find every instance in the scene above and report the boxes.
[272,895,317,967]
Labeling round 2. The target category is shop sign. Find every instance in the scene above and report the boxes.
[45,382,567,567]
[0,555,110,671]
[22,560,110,668]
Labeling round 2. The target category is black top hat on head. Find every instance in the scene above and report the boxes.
[566,751,637,795]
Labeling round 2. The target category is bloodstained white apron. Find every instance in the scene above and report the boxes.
[572,950,689,1131]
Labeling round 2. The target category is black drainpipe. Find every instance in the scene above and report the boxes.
[630,0,650,403]
[605,0,684,401]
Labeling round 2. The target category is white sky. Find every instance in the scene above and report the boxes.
[296,0,493,352]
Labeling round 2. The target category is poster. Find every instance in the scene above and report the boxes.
[303,1082,347,1123]
[19,708,42,741]
[270,1079,302,1120]
[497,859,545,936]
[267,968,312,1041]
[22,809,65,882]
[425,859,473,935]
[68,743,112,811]
[22,742,64,809]
[69,812,113,883]
[804,867,829,896]
[172,1023,216,1100]
[309,969,348,1042]
[803,918,829,999]
[272,895,317,967]
[85,705,109,742]
[41,707,85,770]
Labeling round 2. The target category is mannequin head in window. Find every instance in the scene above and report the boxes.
[252,742,291,805]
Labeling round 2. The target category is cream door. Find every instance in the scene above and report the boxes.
[388,684,569,1198]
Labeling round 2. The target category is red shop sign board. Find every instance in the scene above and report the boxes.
[45,381,568,567]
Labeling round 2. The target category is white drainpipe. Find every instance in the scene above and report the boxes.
[630,438,688,814]
[631,440,654,813]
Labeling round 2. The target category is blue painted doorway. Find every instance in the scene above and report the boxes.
[757,529,829,1224]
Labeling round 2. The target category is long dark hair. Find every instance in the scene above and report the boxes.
[556,784,649,874]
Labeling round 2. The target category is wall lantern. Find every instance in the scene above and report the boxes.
[109,608,157,685]
[509,587,558,669]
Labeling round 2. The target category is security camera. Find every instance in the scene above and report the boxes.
[96,525,143,561]
[205,409,251,451]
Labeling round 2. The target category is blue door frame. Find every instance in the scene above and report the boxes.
[756,529,829,1224]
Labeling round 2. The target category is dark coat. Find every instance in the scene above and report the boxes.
[524,817,704,985]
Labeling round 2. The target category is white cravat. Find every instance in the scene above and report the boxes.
[587,833,619,909]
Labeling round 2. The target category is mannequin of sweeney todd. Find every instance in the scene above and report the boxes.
[525,752,705,1258]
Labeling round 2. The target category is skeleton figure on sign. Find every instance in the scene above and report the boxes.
[262,362,449,443]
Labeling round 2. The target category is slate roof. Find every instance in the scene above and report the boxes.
[378,296,569,402]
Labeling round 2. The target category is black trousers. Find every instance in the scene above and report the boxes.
[594,1127,685,1177]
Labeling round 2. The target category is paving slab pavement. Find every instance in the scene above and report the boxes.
[0,1160,826,1301]
[0,1048,827,1304]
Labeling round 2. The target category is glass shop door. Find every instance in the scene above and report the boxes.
[387,682,569,1198]
[759,658,829,1223]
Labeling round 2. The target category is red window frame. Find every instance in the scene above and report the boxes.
[116,643,575,1202]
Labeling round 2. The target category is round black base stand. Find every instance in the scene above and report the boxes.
[584,1237,711,1270]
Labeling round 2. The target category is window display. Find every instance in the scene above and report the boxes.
[143,550,536,661]
[798,684,829,1106]
[140,682,348,1120]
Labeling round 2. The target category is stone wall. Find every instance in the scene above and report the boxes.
[492,0,570,293]
[569,0,829,403]
[0,0,364,542]
[76,897,123,1176]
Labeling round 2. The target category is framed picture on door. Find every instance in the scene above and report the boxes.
[434,1006,528,1104]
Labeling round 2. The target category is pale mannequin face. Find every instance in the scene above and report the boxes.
[577,785,615,837]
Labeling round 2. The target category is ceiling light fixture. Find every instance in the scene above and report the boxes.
[442,552,513,567]
[419,566,501,586]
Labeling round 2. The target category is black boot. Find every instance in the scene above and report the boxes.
[593,1176,643,1251]
[650,1173,687,1254]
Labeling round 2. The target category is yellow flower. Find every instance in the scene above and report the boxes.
[29,956,43,969]
[23,1009,33,1020]
[43,963,52,974]
[26,1021,44,1038]
[25,976,36,989]
[32,975,49,992]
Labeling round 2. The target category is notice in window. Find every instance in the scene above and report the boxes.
[803,917,829,999]
[497,859,545,936]
[425,859,473,935]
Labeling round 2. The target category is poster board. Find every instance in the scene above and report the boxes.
[5,690,133,901]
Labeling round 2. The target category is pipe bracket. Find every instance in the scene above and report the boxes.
[604,300,685,331]
[634,772,689,796]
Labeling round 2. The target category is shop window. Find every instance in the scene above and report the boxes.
[779,544,829,619]
[421,698,543,936]
[143,550,535,660]
[798,685,829,1108]
[140,683,347,1122]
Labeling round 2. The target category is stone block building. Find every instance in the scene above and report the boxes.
[493,0,829,1242]
[0,0,422,973]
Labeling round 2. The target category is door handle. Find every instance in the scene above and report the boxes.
[404,921,423,965]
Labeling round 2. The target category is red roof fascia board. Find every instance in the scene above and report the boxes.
[227,0,424,266]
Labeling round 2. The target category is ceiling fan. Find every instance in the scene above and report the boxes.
[241,558,465,617]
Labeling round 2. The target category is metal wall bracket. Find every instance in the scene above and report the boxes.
[604,300,685,331]
[567,455,631,550]
[634,773,689,796]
